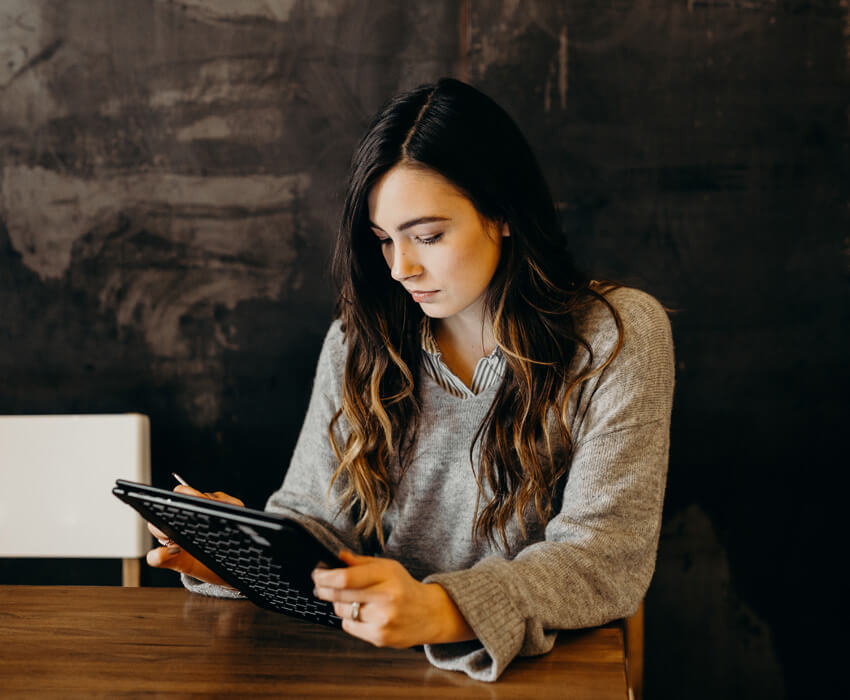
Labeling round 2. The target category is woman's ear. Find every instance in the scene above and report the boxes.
[501,221,510,237]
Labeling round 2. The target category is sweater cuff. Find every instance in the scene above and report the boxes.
[181,573,246,599]
[423,561,526,682]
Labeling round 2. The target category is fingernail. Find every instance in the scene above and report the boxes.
[167,545,181,555]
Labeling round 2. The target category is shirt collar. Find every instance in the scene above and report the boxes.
[419,316,503,363]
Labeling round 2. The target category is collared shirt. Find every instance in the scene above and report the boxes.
[419,317,506,399]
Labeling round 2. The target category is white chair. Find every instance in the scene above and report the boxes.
[0,414,152,586]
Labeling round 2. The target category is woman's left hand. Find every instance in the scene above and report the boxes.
[311,551,474,648]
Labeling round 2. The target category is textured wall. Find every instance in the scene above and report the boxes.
[1,2,846,699]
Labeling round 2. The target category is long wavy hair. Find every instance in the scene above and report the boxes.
[329,78,622,549]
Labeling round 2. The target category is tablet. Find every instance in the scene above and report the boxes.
[112,479,344,627]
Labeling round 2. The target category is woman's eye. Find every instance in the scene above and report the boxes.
[377,238,392,246]
[418,233,443,245]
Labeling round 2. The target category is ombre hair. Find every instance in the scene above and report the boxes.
[329,78,622,548]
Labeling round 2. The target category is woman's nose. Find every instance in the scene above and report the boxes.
[390,244,421,281]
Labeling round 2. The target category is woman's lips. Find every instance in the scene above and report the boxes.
[409,290,438,303]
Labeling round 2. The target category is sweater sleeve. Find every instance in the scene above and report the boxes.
[182,319,359,599]
[422,289,675,681]
[263,319,363,554]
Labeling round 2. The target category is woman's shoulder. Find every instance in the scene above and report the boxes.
[306,318,348,391]
[318,318,348,365]
[572,285,674,369]
[323,317,347,347]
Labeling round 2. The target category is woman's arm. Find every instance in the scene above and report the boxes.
[421,288,675,681]
[182,320,360,598]
[262,320,363,553]
[311,550,474,647]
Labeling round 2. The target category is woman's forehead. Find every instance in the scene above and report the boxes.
[368,165,473,225]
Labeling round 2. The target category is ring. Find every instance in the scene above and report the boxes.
[351,601,361,622]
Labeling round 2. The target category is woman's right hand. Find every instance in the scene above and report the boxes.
[146,484,244,588]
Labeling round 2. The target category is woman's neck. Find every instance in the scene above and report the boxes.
[431,307,497,388]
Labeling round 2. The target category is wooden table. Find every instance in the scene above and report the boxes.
[0,586,628,698]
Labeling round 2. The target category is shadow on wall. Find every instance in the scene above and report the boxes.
[648,505,785,699]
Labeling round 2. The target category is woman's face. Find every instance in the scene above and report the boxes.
[367,164,507,325]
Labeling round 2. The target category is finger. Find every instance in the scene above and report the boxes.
[311,552,373,585]
[314,584,379,605]
[146,546,233,588]
[333,600,371,623]
[146,544,183,569]
[172,484,244,507]
[174,484,204,497]
[338,550,372,566]
[146,521,171,542]
[179,553,232,587]
[203,491,244,506]
[311,558,388,590]
[340,618,396,648]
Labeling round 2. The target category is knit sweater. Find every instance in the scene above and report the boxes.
[184,286,675,681]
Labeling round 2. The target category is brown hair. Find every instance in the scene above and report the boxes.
[328,79,623,549]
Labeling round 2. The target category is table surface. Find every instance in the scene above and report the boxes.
[0,585,628,699]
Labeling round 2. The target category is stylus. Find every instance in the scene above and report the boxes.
[172,472,193,488]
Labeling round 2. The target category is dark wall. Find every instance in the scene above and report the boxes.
[1,2,846,699]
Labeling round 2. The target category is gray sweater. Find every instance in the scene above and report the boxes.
[184,286,675,681]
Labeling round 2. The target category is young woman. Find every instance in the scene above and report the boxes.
[147,78,675,682]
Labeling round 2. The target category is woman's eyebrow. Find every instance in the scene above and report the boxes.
[369,216,451,233]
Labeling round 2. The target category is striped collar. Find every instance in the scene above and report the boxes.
[419,317,505,399]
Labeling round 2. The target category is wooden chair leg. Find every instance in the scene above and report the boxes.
[624,599,644,700]
[122,558,141,587]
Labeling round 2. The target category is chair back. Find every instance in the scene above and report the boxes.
[0,414,151,559]
[624,599,645,700]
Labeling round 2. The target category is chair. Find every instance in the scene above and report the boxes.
[624,599,645,700]
[0,414,152,586]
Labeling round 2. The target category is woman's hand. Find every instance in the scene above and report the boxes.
[145,484,244,588]
[311,551,475,648]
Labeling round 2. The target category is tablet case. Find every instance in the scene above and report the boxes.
[112,479,344,627]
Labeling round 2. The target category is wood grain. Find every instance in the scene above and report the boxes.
[0,585,627,699]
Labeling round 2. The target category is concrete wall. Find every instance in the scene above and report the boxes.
[2,2,846,698]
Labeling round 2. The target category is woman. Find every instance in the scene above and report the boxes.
[147,78,675,682]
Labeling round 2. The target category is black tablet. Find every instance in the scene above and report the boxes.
[112,479,344,627]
